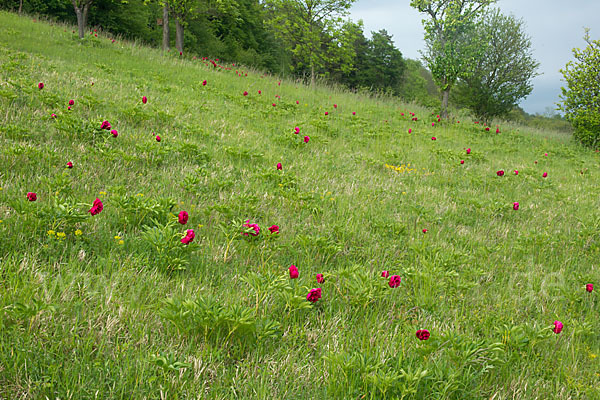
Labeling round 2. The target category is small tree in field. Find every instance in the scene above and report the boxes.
[455,9,540,124]
[559,30,600,148]
[410,0,495,119]
[71,0,94,39]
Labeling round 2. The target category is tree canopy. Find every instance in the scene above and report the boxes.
[454,8,540,123]
[559,30,600,147]
[410,0,496,119]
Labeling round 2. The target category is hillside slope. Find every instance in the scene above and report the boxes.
[0,12,599,399]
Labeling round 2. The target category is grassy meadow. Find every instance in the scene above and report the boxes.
[0,11,599,399]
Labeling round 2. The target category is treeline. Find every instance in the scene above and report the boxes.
[2,0,573,131]
[1,0,439,107]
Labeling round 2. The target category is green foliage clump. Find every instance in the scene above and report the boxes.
[454,9,540,123]
[559,30,600,148]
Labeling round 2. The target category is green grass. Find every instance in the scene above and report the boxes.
[1,11,599,399]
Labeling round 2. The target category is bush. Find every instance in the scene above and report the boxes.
[559,30,600,148]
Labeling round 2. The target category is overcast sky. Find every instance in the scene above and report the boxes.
[350,0,598,115]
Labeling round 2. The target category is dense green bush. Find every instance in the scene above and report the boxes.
[559,31,600,147]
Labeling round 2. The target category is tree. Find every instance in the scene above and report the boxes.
[264,0,357,86]
[410,0,495,119]
[365,30,405,93]
[168,0,196,53]
[71,0,94,39]
[454,9,540,123]
[558,29,600,147]
[162,1,169,51]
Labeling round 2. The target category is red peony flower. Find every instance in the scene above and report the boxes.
[543,172,548,178]
[268,225,279,234]
[381,270,389,278]
[258,90,261,95]
[289,265,299,279]
[51,113,57,119]
[422,229,427,234]
[586,284,593,292]
[431,137,436,141]
[316,273,324,283]
[388,275,401,288]
[111,129,118,138]
[460,160,464,165]
[181,229,195,244]
[408,128,412,134]
[513,202,519,210]
[306,288,322,303]
[88,198,103,215]
[514,170,519,175]
[497,170,505,177]
[496,128,500,134]
[38,82,44,90]
[553,320,563,334]
[243,91,248,96]
[466,148,471,154]
[68,99,74,106]
[276,162,282,170]
[243,220,260,236]
[325,111,328,116]
[432,122,435,127]
[178,211,188,225]
[352,111,356,115]
[142,96,147,104]
[416,329,430,340]
[26,192,37,201]
[156,135,161,142]
[100,120,111,130]
[67,161,73,168]
[202,80,207,86]
[333,104,337,108]
[485,127,490,131]
[304,136,309,143]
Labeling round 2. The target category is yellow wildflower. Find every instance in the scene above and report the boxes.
[99,191,107,196]
[118,240,124,245]
[75,229,82,236]
[57,232,66,239]
[114,235,121,240]
[136,193,144,197]
[47,230,56,236]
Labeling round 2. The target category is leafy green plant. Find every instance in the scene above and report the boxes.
[114,194,176,228]
[558,30,600,147]
[140,219,194,271]
[159,295,281,351]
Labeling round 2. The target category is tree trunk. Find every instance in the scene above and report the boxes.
[441,87,450,120]
[75,8,85,39]
[310,64,315,87]
[18,0,23,14]
[72,0,92,39]
[175,19,184,54]
[162,2,169,51]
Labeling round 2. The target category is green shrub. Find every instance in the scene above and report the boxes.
[559,30,600,147]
